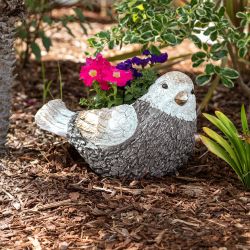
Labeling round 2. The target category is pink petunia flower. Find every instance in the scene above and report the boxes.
[79,64,101,87]
[99,80,110,90]
[95,53,111,68]
[103,67,133,87]
[80,54,112,88]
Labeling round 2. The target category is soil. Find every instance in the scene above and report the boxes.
[1,11,250,250]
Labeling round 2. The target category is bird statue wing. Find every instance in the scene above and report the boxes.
[75,104,138,148]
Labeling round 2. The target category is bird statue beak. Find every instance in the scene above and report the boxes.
[175,91,188,106]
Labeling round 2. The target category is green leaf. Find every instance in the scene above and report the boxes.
[17,28,28,39]
[210,30,218,41]
[141,31,154,41]
[196,74,212,86]
[108,40,115,50]
[203,109,250,187]
[241,105,249,135]
[211,43,222,52]
[203,113,229,135]
[179,15,189,24]
[196,8,206,17]
[204,26,216,36]
[238,47,248,58]
[214,66,221,74]
[211,49,228,60]
[220,68,239,79]
[203,127,240,171]
[203,43,209,51]
[192,51,206,60]
[162,33,177,45]
[73,8,85,23]
[215,111,238,134]
[42,15,52,25]
[159,0,172,4]
[221,77,234,88]
[192,59,205,67]
[62,19,75,37]
[124,94,133,102]
[215,111,246,163]
[98,31,110,39]
[218,7,225,18]
[190,35,202,49]
[151,20,162,32]
[205,64,215,75]
[200,135,237,169]
[204,1,215,9]
[31,42,41,61]
[236,12,246,19]
[41,35,52,52]
[149,45,161,55]
[190,0,198,6]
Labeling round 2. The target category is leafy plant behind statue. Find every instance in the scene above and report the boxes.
[89,0,249,90]
[201,106,250,189]
[16,0,88,65]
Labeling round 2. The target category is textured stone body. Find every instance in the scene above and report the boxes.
[68,100,196,179]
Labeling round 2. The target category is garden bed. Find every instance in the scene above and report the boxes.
[0,56,250,249]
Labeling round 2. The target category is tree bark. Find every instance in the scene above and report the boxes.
[0,1,24,153]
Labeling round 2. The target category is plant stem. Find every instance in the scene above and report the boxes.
[197,58,227,114]
[227,43,250,97]
[197,75,220,114]
[57,61,63,100]
[41,61,46,103]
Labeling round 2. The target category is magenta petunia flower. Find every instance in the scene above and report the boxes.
[80,54,133,89]
[79,64,101,87]
[99,80,110,90]
[95,53,111,68]
[103,67,133,87]
[80,54,112,88]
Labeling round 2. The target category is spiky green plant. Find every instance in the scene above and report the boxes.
[201,105,250,189]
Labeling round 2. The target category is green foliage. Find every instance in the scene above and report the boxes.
[41,61,64,103]
[124,69,158,103]
[41,61,53,103]
[90,0,249,88]
[79,82,124,109]
[16,0,89,64]
[79,68,158,109]
[201,106,250,189]
[223,0,249,29]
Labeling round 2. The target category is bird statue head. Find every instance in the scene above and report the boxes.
[140,71,196,121]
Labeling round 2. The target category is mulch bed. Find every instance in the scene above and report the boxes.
[0,59,249,250]
[1,11,250,248]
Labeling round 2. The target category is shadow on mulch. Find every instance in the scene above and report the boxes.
[0,60,249,250]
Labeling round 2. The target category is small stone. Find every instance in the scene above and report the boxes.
[59,242,69,250]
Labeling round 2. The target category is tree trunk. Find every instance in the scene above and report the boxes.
[0,1,24,153]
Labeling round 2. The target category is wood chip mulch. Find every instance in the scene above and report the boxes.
[1,55,250,250]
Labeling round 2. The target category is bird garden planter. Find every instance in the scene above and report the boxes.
[35,53,197,179]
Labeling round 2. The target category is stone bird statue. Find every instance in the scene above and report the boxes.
[35,71,197,179]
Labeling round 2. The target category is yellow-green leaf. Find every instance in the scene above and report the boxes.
[200,135,242,177]
[215,111,238,133]
[202,127,241,173]
[241,105,249,135]
[136,4,145,11]
[132,13,138,22]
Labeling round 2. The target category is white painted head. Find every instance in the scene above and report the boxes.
[140,71,196,121]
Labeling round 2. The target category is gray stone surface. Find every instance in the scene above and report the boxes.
[68,100,196,179]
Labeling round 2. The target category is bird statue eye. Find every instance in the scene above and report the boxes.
[191,89,194,94]
[162,83,168,89]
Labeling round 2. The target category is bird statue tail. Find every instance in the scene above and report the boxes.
[35,99,76,137]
